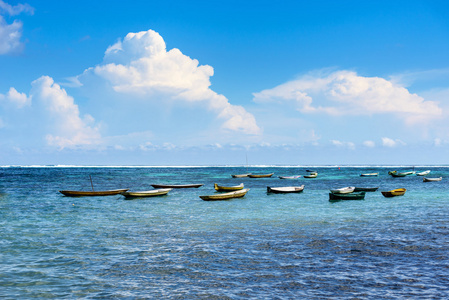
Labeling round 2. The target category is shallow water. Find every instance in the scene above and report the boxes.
[1,166,448,298]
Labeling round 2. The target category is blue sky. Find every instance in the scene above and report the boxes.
[1,0,449,165]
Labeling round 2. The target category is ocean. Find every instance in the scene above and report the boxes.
[1,166,448,299]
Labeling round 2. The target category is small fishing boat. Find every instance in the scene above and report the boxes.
[200,188,250,201]
[278,175,301,179]
[381,188,406,197]
[59,189,129,197]
[231,173,251,178]
[416,170,431,176]
[121,188,172,199]
[214,183,244,191]
[248,173,274,178]
[151,183,203,189]
[329,192,365,201]
[354,187,379,192]
[390,171,415,177]
[360,173,379,177]
[304,172,318,178]
[423,177,442,182]
[267,185,305,194]
[330,186,355,194]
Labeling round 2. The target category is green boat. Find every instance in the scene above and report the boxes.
[329,192,366,201]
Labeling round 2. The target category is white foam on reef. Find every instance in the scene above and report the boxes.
[1,164,449,168]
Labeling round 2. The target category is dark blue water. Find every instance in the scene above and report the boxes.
[1,166,448,299]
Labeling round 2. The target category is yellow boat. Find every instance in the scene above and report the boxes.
[214,183,244,191]
[381,188,406,197]
[200,189,250,201]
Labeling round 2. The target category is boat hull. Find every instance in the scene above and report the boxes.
[381,188,406,197]
[330,187,355,194]
[59,189,129,197]
[329,192,365,201]
[423,177,442,182]
[231,173,251,178]
[267,185,304,194]
[151,184,203,189]
[200,189,249,201]
[278,176,301,179]
[214,183,244,191]
[360,173,379,177]
[122,188,172,198]
[354,187,379,192]
[248,173,274,178]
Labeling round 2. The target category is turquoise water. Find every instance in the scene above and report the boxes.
[1,166,448,298]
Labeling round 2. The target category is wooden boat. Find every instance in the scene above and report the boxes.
[416,170,431,176]
[267,185,304,194]
[304,172,317,178]
[248,173,274,178]
[231,173,251,178]
[214,183,244,191]
[354,187,379,192]
[330,186,355,194]
[200,188,249,201]
[121,188,172,199]
[59,188,129,197]
[278,175,301,179]
[360,173,379,177]
[391,171,415,177]
[423,177,442,182]
[151,183,203,189]
[381,188,406,197]
[329,192,365,201]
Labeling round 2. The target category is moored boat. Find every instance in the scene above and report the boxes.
[122,188,172,199]
[278,175,301,179]
[416,170,431,176]
[330,186,355,194]
[267,185,305,194]
[59,188,129,197]
[381,188,406,197]
[360,173,379,177]
[390,171,415,177]
[354,187,379,192]
[151,183,203,189]
[231,173,251,178]
[304,172,318,178]
[214,183,244,191]
[423,177,442,182]
[248,173,274,178]
[199,188,249,201]
[329,192,365,201]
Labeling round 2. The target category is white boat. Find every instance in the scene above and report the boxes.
[330,186,355,194]
[122,188,172,198]
[360,173,379,177]
[416,170,431,176]
[279,175,301,179]
[423,177,442,182]
[267,185,305,194]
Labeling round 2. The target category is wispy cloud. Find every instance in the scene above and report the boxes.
[382,137,405,147]
[0,0,34,55]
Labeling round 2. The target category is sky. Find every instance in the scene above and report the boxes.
[1,0,449,166]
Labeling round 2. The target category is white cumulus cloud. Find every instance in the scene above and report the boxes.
[363,140,375,148]
[253,70,442,124]
[30,76,101,149]
[0,87,31,107]
[88,29,260,135]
